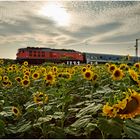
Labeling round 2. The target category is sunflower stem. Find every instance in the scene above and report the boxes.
[100,130,105,139]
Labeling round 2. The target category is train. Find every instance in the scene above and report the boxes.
[16,46,140,65]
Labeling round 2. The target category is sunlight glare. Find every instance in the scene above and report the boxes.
[39,2,70,26]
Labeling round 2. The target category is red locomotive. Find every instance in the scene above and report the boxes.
[16,47,84,64]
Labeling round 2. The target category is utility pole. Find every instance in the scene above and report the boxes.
[135,39,140,62]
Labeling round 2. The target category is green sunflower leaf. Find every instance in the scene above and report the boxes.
[5,120,32,134]
[71,115,92,128]
[17,121,32,133]
[76,103,102,118]
[33,115,52,127]
[98,117,123,138]
[124,116,140,139]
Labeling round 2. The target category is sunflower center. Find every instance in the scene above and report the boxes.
[82,68,86,72]
[3,81,8,85]
[47,75,53,80]
[34,74,38,78]
[110,66,115,71]
[114,70,121,77]
[118,97,139,114]
[135,64,139,68]
[25,72,29,76]
[14,108,18,114]
[17,78,21,82]
[23,80,29,85]
[120,65,125,69]
[85,72,91,78]
[58,74,62,77]
[63,74,70,79]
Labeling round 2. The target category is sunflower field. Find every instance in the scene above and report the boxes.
[1,59,140,138]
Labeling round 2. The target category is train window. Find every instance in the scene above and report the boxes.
[38,54,40,57]
[22,50,24,53]
[29,51,32,56]
[34,54,36,57]
[42,52,45,57]
[100,56,102,59]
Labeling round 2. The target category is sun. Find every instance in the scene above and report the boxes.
[39,2,70,26]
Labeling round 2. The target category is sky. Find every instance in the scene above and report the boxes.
[0,1,140,59]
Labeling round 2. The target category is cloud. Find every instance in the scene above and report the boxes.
[98,32,140,44]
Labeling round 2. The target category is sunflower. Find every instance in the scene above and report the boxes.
[57,73,63,78]
[3,76,9,82]
[134,63,140,69]
[7,67,13,72]
[86,64,92,69]
[23,68,30,74]
[105,63,110,67]
[117,90,140,119]
[2,81,9,87]
[33,92,48,104]
[91,74,98,83]
[83,70,93,80]
[23,61,28,66]
[129,69,139,82]
[69,68,75,74]
[44,72,56,85]
[112,68,124,81]
[32,72,40,80]
[15,77,22,83]
[108,64,117,73]
[73,66,78,70]
[66,68,71,73]
[103,89,140,119]
[0,59,4,65]
[21,79,30,87]
[81,66,87,73]
[61,72,72,80]
[7,80,12,88]
[12,66,16,71]
[103,103,115,118]
[23,75,29,80]
[52,66,58,72]
[12,106,21,117]
[45,72,55,81]
[119,64,129,70]
[12,64,17,69]
[40,67,46,74]
[24,71,30,76]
